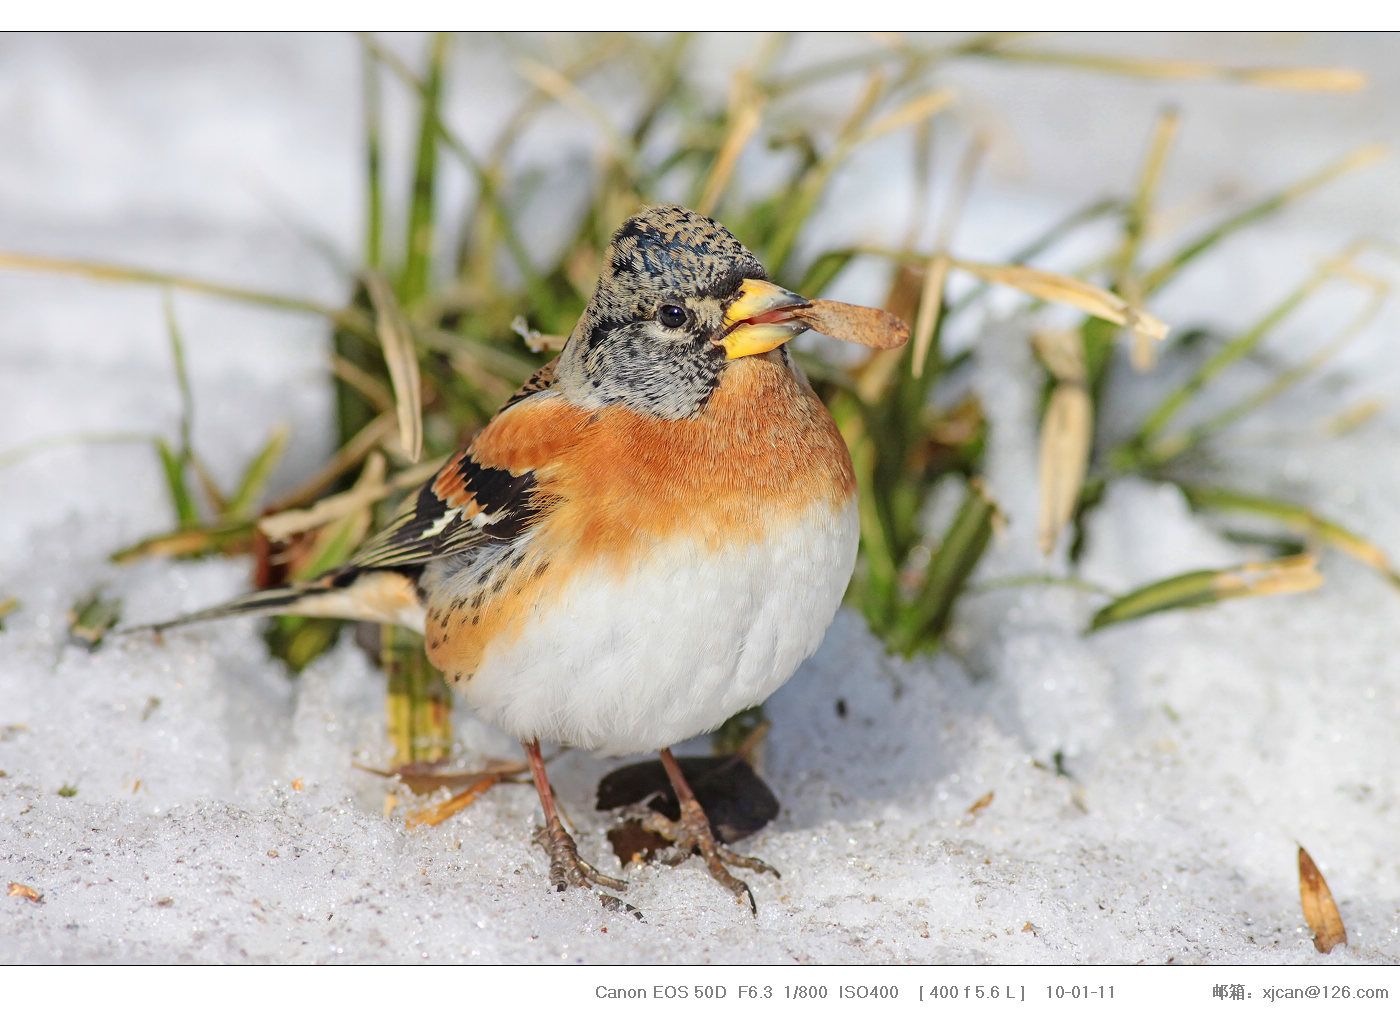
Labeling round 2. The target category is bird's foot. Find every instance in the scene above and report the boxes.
[537,820,628,892]
[535,821,640,918]
[642,797,778,915]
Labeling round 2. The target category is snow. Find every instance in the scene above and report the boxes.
[2,33,1399,964]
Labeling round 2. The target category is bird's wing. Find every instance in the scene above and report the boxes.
[348,359,569,571]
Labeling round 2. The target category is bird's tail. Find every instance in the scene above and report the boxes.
[120,569,426,637]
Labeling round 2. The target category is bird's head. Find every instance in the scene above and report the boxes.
[557,205,811,419]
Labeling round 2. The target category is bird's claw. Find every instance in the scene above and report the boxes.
[535,822,629,893]
[641,798,778,915]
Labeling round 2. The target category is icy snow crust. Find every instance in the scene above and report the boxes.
[2,34,1398,963]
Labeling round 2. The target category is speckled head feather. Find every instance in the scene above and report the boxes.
[557,205,772,420]
[603,205,766,302]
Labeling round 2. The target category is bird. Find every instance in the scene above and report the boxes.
[134,205,860,913]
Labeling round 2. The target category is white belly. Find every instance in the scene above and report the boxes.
[459,497,859,755]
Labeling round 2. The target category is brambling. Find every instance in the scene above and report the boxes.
[139,205,864,913]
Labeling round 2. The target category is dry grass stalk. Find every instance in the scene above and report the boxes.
[1213,554,1323,599]
[856,88,955,146]
[330,354,395,413]
[966,791,995,817]
[1125,280,1157,371]
[1034,329,1092,555]
[853,343,907,403]
[0,251,359,329]
[952,258,1170,344]
[911,136,984,378]
[289,453,386,576]
[510,315,568,353]
[264,413,398,514]
[910,254,950,378]
[1324,398,1384,437]
[696,73,765,216]
[1298,846,1347,953]
[838,70,889,139]
[1234,67,1368,92]
[259,455,443,542]
[404,774,506,828]
[363,272,424,463]
[514,57,637,171]
[1120,109,1179,371]
[985,48,1366,93]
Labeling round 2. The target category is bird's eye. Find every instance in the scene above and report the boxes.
[658,303,688,329]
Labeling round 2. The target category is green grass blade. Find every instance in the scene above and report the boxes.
[68,589,122,651]
[109,520,258,564]
[361,32,545,296]
[891,480,1000,654]
[1181,485,1400,588]
[1088,554,1322,632]
[1141,144,1386,295]
[830,393,900,629]
[162,290,194,459]
[400,32,448,308]
[155,438,199,529]
[795,249,858,298]
[1161,276,1387,459]
[227,426,290,520]
[1132,261,1333,452]
[362,35,385,271]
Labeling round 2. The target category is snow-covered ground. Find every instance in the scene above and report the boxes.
[2,33,1398,964]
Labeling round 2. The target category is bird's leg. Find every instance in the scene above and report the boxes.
[524,739,628,895]
[645,748,779,915]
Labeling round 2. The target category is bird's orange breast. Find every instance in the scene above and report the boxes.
[425,355,855,681]
[541,355,854,559]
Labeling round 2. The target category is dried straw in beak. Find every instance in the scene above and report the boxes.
[792,300,911,350]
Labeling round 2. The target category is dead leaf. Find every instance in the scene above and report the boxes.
[1298,845,1347,953]
[967,791,995,817]
[606,819,674,866]
[795,300,911,350]
[355,759,527,796]
[362,271,423,463]
[404,775,503,829]
[7,882,41,903]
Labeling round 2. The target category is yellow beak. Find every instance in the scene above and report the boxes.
[716,279,811,360]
